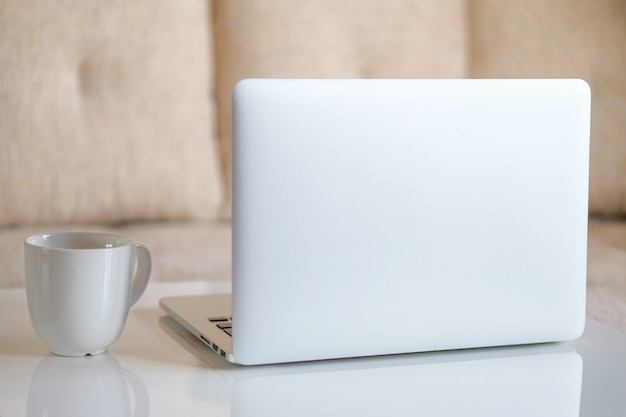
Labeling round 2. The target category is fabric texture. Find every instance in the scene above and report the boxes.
[587,219,626,332]
[0,0,223,225]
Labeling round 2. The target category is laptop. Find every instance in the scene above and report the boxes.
[160,78,591,365]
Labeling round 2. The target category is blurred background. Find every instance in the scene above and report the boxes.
[1,0,625,225]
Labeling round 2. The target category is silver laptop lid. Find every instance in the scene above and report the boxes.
[231,79,591,365]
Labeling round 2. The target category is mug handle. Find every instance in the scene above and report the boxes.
[130,243,152,306]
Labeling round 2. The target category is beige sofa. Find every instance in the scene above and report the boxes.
[1,1,625,332]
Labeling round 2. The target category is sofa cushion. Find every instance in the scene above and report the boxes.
[587,218,626,332]
[0,0,223,225]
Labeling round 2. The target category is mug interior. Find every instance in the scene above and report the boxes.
[26,232,133,250]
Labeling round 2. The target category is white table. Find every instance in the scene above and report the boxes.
[1,281,626,416]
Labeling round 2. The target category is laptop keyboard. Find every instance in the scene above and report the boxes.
[208,316,232,336]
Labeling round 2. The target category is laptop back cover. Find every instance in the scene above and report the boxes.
[231,78,591,365]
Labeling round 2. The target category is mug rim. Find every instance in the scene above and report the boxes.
[25,231,135,251]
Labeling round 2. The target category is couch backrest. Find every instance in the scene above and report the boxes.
[0,0,223,226]
[215,0,626,217]
[1,1,625,225]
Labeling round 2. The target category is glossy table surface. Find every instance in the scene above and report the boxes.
[1,281,625,417]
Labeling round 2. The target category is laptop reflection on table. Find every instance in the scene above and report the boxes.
[160,315,582,417]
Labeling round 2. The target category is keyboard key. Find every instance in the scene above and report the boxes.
[208,316,229,322]
[222,328,232,336]
[217,322,232,329]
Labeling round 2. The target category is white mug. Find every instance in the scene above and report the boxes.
[24,232,151,356]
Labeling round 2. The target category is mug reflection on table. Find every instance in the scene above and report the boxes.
[27,353,149,417]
